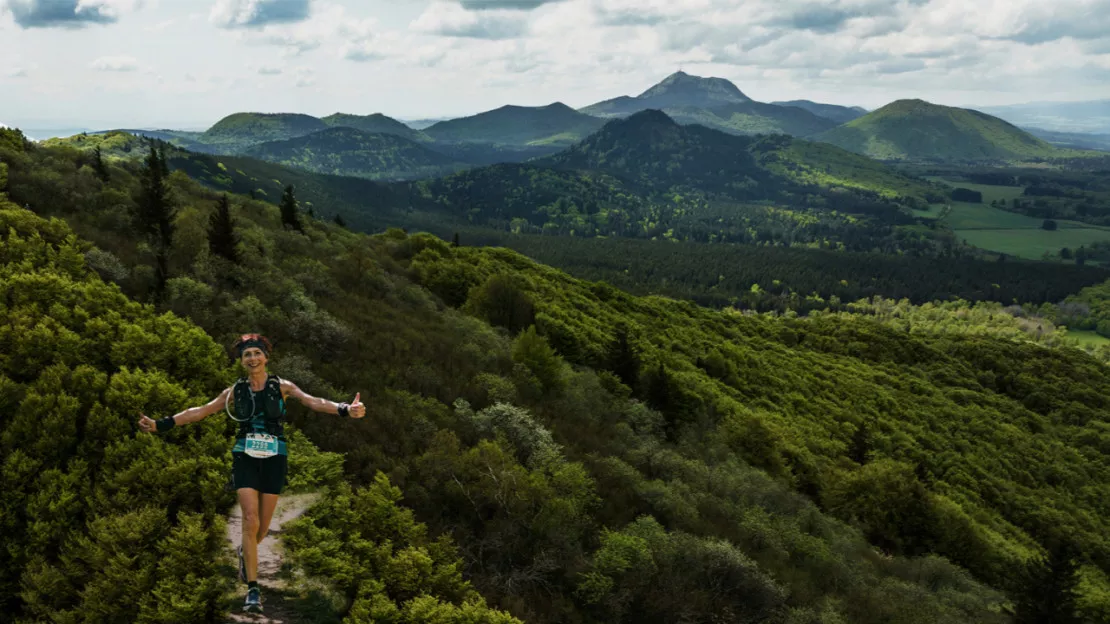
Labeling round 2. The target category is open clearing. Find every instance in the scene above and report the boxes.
[924,178,1110,259]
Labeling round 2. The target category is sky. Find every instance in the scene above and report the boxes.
[2,0,1110,131]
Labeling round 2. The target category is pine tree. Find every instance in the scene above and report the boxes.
[207,194,240,264]
[606,323,641,390]
[452,232,460,247]
[92,145,109,181]
[280,184,303,232]
[136,137,176,296]
[333,213,347,228]
[1014,539,1081,623]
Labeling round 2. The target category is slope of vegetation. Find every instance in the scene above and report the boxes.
[816,99,1064,162]
[773,100,867,124]
[200,112,327,151]
[321,112,432,142]
[424,103,606,147]
[10,125,1110,622]
[243,127,466,181]
[665,101,839,137]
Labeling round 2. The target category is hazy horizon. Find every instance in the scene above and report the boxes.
[3,0,1110,131]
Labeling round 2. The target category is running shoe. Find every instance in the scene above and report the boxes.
[243,586,262,613]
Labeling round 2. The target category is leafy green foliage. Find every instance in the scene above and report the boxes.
[816,99,1065,162]
[5,135,1105,622]
[282,474,521,623]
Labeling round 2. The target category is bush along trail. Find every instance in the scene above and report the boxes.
[0,204,519,623]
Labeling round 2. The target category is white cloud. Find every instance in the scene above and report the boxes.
[210,0,312,29]
[6,67,28,77]
[89,55,139,71]
[411,1,531,39]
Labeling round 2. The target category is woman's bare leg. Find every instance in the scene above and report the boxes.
[237,488,261,582]
[257,493,280,545]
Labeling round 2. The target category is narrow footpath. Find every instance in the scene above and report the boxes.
[224,492,321,624]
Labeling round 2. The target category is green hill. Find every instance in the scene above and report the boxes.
[321,112,432,143]
[542,110,935,202]
[580,72,837,137]
[582,71,750,116]
[772,100,868,123]
[8,126,1110,621]
[815,99,1063,161]
[200,112,327,151]
[242,127,465,181]
[424,102,606,146]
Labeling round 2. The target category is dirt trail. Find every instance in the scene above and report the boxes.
[224,492,321,624]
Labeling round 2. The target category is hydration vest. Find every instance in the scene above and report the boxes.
[234,374,286,440]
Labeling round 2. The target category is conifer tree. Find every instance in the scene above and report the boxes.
[1014,540,1081,624]
[207,194,240,264]
[333,213,347,228]
[606,323,641,390]
[92,145,109,181]
[280,184,303,232]
[452,232,460,247]
[136,137,175,295]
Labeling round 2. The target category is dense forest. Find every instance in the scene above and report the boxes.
[456,229,1109,312]
[3,126,1110,623]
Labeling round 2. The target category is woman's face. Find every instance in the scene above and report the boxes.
[241,346,268,373]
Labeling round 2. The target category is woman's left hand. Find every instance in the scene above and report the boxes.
[349,392,366,419]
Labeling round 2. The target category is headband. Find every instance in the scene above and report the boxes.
[236,338,270,358]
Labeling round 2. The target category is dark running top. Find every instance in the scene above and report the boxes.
[231,374,288,455]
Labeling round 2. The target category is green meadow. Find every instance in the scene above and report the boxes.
[924,177,1110,259]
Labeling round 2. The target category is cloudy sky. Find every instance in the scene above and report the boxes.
[2,0,1110,131]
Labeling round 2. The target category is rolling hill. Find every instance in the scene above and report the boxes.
[814,99,1063,161]
[541,109,935,202]
[242,127,465,180]
[772,100,868,123]
[580,71,838,137]
[321,112,433,143]
[423,102,606,147]
[199,112,327,151]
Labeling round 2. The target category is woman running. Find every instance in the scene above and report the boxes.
[138,333,365,613]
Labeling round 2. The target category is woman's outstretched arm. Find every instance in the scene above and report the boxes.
[138,386,233,433]
[280,380,366,419]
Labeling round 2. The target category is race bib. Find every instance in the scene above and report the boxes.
[244,433,278,458]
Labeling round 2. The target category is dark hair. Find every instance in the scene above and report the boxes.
[234,333,272,358]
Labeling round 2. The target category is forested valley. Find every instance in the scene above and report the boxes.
[4,120,1110,624]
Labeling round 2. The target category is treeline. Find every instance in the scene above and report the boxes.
[927,164,1110,226]
[452,229,1109,312]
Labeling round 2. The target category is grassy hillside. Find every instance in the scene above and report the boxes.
[12,128,1110,622]
[199,112,327,151]
[242,127,466,181]
[664,101,839,137]
[424,102,606,146]
[815,99,1064,162]
[773,100,868,124]
[321,112,433,143]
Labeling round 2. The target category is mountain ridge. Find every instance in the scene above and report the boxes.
[815,98,1063,161]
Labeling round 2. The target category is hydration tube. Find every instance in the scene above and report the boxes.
[224,381,256,423]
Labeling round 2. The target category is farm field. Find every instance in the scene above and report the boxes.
[925,177,1110,259]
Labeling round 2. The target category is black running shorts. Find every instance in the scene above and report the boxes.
[231,452,288,495]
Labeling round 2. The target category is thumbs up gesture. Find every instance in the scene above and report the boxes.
[349,392,366,419]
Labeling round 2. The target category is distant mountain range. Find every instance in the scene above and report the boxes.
[977,99,1110,134]
[815,99,1063,161]
[579,71,843,137]
[423,102,605,147]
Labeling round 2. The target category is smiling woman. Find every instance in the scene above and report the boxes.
[136,332,367,614]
